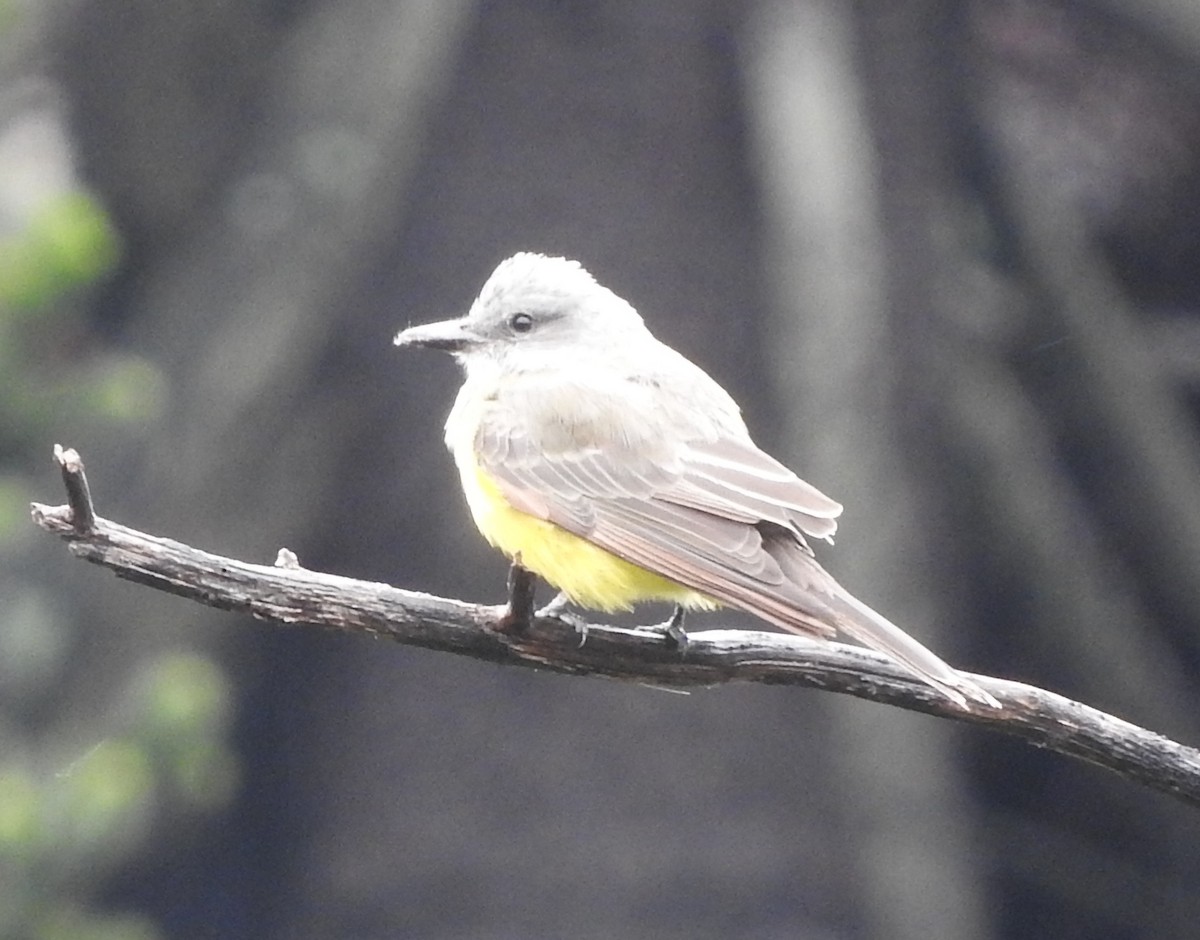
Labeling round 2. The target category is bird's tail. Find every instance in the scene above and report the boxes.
[820,587,999,709]
[759,537,999,709]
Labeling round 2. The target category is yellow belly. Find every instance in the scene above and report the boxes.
[461,464,716,613]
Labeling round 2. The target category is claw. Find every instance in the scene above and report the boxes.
[536,592,590,646]
[638,605,688,651]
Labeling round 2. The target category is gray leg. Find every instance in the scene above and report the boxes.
[536,591,590,646]
[537,591,573,619]
[637,604,688,651]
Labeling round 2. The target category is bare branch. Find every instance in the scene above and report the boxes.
[29,448,1200,809]
[52,444,95,533]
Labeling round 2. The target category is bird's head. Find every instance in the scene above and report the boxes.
[394,252,650,373]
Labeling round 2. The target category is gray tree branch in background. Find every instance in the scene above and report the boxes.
[31,447,1200,810]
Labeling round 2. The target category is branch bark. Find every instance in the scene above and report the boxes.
[30,447,1200,809]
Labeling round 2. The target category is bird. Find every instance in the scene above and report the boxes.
[394,252,998,709]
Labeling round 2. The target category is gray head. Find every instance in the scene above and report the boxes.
[394,252,651,373]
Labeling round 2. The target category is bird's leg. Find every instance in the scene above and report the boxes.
[638,604,688,651]
[497,560,538,634]
[661,605,689,649]
[537,591,572,618]
[536,591,591,647]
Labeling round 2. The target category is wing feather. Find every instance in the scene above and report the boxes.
[478,406,841,539]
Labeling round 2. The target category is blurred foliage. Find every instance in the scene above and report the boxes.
[0,103,237,938]
[0,653,236,939]
[33,909,161,940]
[0,192,120,311]
[0,190,168,488]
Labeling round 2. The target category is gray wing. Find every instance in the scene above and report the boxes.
[475,383,847,638]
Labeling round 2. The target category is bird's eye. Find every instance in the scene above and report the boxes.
[509,312,534,333]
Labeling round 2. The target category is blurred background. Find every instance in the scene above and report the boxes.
[2,0,1199,937]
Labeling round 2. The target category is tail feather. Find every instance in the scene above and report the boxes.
[821,588,999,709]
[760,535,999,709]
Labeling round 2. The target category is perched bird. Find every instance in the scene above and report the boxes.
[395,252,997,708]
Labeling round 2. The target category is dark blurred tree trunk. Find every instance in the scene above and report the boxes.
[955,5,1200,934]
[749,2,992,938]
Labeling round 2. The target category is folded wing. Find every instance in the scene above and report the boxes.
[476,398,847,638]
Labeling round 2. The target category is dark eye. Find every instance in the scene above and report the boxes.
[509,312,534,333]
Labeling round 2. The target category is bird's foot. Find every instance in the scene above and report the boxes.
[637,605,688,652]
[537,591,590,647]
[537,591,572,619]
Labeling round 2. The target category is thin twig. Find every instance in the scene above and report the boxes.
[29,448,1200,809]
[53,444,95,533]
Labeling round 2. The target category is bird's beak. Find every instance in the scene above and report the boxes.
[393,317,480,352]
